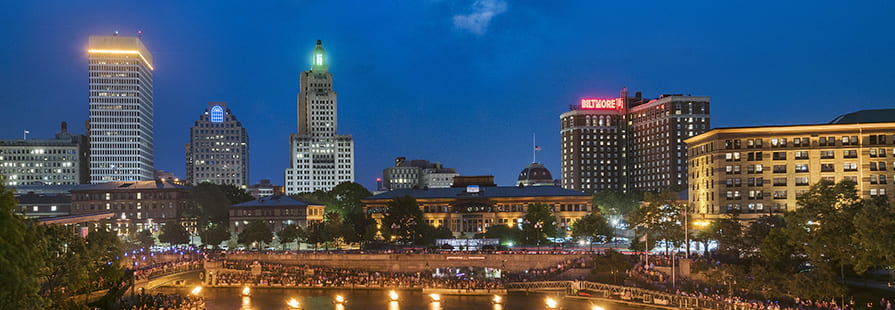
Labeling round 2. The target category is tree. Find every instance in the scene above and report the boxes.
[591,249,634,284]
[570,212,614,248]
[135,229,155,249]
[781,179,860,297]
[592,191,641,226]
[0,183,47,309]
[852,196,895,273]
[323,212,354,249]
[237,221,273,248]
[415,224,453,246]
[628,190,685,254]
[521,203,557,246]
[741,214,784,254]
[278,224,305,250]
[158,223,191,245]
[200,224,230,249]
[476,225,523,246]
[381,196,423,244]
[191,182,233,226]
[330,182,373,243]
[703,212,744,262]
[218,184,254,205]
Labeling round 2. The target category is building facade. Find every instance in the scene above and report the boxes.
[363,177,593,237]
[70,180,191,234]
[560,88,710,193]
[0,122,88,186]
[285,40,355,194]
[382,157,459,190]
[88,34,155,183]
[229,195,325,235]
[686,110,895,220]
[16,192,72,219]
[185,102,250,187]
[246,179,285,199]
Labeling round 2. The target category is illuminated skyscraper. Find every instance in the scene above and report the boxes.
[185,102,250,187]
[87,34,154,183]
[284,40,355,194]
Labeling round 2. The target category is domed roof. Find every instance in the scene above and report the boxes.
[517,163,554,186]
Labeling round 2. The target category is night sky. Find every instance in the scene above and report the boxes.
[1,1,894,190]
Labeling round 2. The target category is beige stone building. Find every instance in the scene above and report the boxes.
[686,110,895,220]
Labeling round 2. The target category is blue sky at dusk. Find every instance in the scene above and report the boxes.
[1,1,893,190]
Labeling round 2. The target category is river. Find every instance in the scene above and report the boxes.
[152,287,643,310]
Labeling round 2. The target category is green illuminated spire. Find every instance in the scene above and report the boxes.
[311,39,328,72]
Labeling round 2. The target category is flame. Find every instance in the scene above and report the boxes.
[287,298,301,308]
[242,286,251,296]
[389,290,399,301]
[546,297,558,309]
[335,295,346,303]
[492,295,503,304]
[429,293,441,301]
[191,286,202,295]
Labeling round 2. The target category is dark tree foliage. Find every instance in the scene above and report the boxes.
[381,196,423,244]
[570,212,614,244]
[158,223,191,245]
[190,182,232,226]
[628,190,685,253]
[415,224,453,246]
[521,203,558,245]
[0,184,47,309]
[277,223,305,250]
[475,224,523,245]
[200,224,230,249]
[135,229,156,249]
[704,212,744,262]
[592,191,641,219]
[237,221,273,248]
[591,249,634,284]
[218,184,254,205]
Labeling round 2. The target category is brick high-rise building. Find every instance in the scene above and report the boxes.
[560,88,710,193]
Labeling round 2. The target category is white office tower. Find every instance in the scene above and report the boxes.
[87,34,154,183]
[284,40,355,194]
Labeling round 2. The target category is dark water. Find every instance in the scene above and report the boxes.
[153,287,640,310]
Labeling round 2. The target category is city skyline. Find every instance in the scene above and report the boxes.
[1,1,894,190]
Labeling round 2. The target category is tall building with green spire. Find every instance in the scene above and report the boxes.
[285,40,355,194]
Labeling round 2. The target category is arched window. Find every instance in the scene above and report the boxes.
[210,105,224,123]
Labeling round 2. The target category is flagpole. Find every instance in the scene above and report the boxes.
[532,133,536,163]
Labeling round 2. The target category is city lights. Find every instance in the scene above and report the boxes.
[87,49,154,70]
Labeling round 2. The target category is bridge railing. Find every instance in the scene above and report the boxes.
[507,280,740,310]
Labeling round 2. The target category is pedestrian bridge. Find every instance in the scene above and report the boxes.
[134,269,204,290]
[506,281,737,310]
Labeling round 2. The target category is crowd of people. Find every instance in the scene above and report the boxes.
[210,261,504,289]
[133,259,204,281]
[616,256,857,310]
[118,292,205,310]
